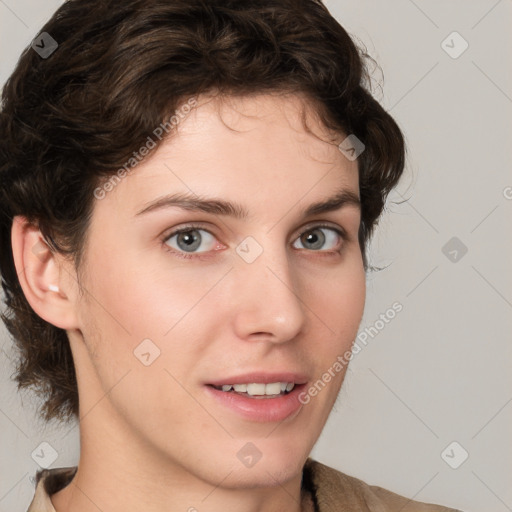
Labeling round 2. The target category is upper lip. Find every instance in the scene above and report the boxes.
[207,371,309,387]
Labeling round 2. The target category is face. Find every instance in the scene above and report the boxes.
[68,92,365,488]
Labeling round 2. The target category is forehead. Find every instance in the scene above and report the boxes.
[171,92,347,160]
[95,92,359,219]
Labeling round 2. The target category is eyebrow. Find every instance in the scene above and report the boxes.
[135,187,361,219]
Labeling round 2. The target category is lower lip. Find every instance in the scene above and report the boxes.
[204,384,307,423]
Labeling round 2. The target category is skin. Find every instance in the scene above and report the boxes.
[12,92,366,512]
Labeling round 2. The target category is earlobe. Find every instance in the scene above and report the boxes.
[10,216,79,330]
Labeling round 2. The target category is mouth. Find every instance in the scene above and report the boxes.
[208,381,296,399]
[204,371,309,422]
[204,374,308,422]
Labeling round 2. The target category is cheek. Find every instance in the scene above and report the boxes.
[305,258,366,374]
[76,243,220,391]
[80,240,198,337]
[74,255,202,423]
[294,262,365,428]
[317,258,366,331]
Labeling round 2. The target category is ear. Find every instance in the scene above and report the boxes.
[11,216,80,330]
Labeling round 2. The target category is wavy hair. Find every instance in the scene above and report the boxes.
[0,0,405,422]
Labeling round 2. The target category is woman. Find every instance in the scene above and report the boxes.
[0,0,462,510]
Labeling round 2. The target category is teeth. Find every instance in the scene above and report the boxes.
[264,382,282,395]
[217,382,296,396]
[247,383,266,395]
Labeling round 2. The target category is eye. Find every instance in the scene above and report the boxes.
[162,223,347,260]
[292,225,345,252]
[163,226,218,258]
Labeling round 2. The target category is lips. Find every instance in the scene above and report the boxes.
[204,371,309,422]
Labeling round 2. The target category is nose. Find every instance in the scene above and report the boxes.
[231,241,307,344]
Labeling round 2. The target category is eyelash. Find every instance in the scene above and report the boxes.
[161,223,349,260]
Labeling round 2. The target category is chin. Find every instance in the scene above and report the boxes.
[211,443,309,490]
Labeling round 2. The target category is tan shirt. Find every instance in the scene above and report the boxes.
[27,458,462,512]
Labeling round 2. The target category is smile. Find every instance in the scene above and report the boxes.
[210,382,295,398]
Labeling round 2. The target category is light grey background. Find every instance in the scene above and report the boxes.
[1,1,511,511]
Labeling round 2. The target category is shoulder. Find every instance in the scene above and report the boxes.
[303,458,463,512]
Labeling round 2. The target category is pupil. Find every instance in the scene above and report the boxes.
[178,230,200,251]
[303,229,324,250]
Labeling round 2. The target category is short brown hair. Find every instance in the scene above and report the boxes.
[0,0,405,423]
